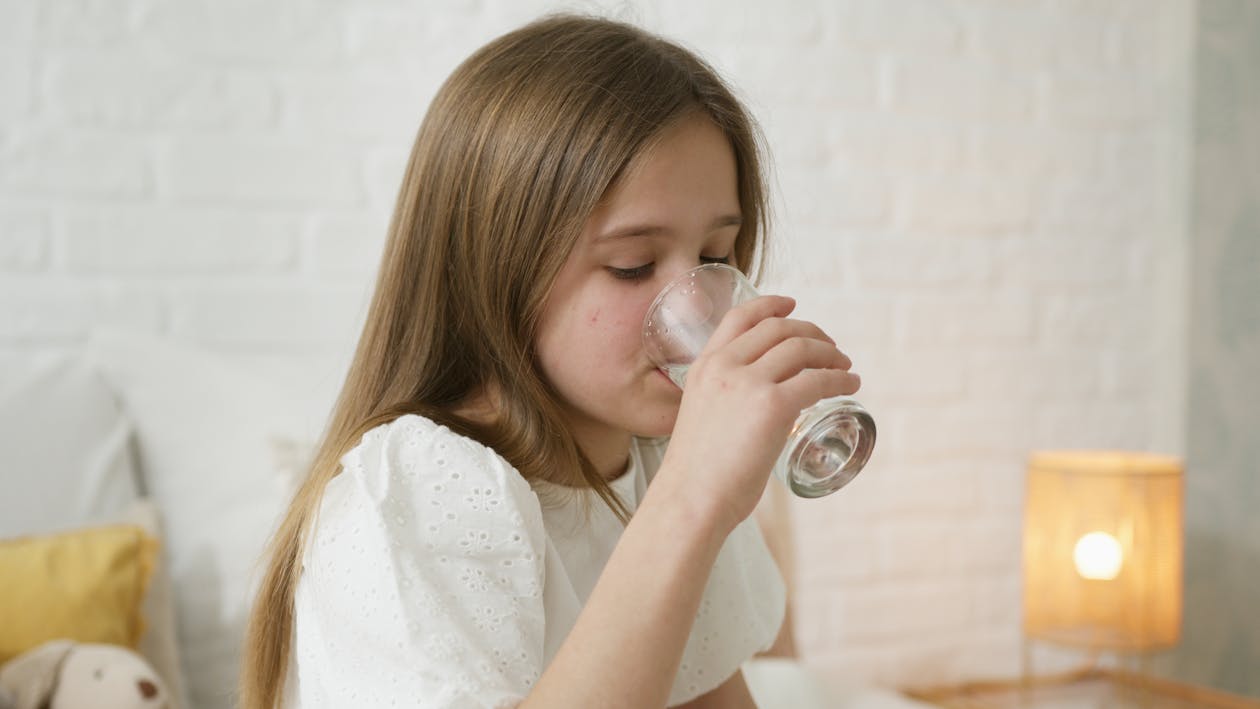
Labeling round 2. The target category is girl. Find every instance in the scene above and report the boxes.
[241,13,859,709]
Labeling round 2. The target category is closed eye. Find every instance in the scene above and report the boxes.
[608,256,730,281]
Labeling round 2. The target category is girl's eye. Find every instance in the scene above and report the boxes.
[607,264,653,280]
[608,256,730,281]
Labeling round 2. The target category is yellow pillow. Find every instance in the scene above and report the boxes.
[0,523,158,664]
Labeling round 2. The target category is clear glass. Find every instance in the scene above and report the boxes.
[643,263,875,497]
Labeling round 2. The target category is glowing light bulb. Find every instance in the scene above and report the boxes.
[1073,531,1123,580]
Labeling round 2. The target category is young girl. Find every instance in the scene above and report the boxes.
[241,13,859,709]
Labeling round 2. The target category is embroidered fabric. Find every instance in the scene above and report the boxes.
[285,413,785,708]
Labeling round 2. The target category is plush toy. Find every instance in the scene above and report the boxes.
[0,639,170,709]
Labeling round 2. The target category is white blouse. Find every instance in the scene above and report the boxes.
[284,413,785,708]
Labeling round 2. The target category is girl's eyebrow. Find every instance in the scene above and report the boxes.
[596,214,742,242]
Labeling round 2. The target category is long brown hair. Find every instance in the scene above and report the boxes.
[239,13,772,708]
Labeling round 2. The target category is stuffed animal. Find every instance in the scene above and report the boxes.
[0,639,170,709]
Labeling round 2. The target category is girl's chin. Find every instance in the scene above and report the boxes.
[638,405,680,438]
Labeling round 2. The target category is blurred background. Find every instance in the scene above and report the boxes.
[0,0,1256,706]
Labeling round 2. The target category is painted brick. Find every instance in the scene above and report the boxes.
[362,147,410,212]
[0,0,36,46]
[778,290,898,355]
[994,235,1139,290]
[967,4,1111,71]
[971,456,1027,516]
[1099,347,1160,398]
[896,293,1036,347]
[0,46,31,120]
[946,514,1023,574]
[138,1,348,67]
[1038,292,1151,347]
[1033,399,1155,451]
[278,71,426,142]
[791,600,852,659]
[727,46,880,111]
[855,347,970,404]
[0,128,148,198]
[158,137,362,206]
[832,0,967,58]
[852,236,996,290]
[832,580,975,643]
[36,0,145,48]
[776,169,895,230]
[305,213,388,278]
[856,456,982,518]
[904,174,1034,235]
[791,503,879,584]
[968,572,1022,626]
[894,400,1037,461]
[968,126,1107,179]
[874,518,959,578]
[0,211,48,271]
[659,2,825,45]
[169,283,371,347]
[1045,71,1157,128]
[888,56,1036,122]
[963,347,1106,401]
[0,278,163,341]
[344,3,481,65]
[826,117,968,176]
[62,209,298,273]
[44,52,275,130]
[1035,178,1148,230]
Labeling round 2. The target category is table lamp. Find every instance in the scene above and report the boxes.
[1022,451,1184,664]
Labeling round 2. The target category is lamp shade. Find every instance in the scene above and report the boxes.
[1022,451,1184,652]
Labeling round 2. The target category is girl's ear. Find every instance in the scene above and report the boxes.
[0,639,75,709]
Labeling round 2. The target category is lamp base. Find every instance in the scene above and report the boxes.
[1019,635,1157,695]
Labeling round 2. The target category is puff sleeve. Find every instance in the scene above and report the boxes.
[288,415,548,708]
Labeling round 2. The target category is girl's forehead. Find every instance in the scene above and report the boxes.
[575,114,738,248]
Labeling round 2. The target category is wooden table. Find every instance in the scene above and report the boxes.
[905,668,1260,709]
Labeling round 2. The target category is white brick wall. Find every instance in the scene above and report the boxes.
[0,0,1193,696]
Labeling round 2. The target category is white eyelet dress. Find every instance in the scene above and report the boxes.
[283,413,785,708]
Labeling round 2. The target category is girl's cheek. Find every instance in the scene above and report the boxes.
[611,304,647,332]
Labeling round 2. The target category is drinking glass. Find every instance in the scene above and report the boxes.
[643,263,875,497]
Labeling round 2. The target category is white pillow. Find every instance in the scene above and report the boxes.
[83,327,347,709]
[0,353,140,538]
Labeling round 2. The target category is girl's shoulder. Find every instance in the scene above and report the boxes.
[336,412,538,507]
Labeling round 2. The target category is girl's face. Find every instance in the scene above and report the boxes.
[534,113,743,451]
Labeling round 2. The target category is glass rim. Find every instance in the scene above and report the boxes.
[641,262,745,367]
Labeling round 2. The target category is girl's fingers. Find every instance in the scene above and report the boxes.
[725,316,844,368]
[778,367,863,410]
[751,337,852,383]
[701,296,796,355]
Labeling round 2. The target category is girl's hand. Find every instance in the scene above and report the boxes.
[657,295,861,535]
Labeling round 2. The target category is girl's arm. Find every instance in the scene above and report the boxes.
[519,471,733,709]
